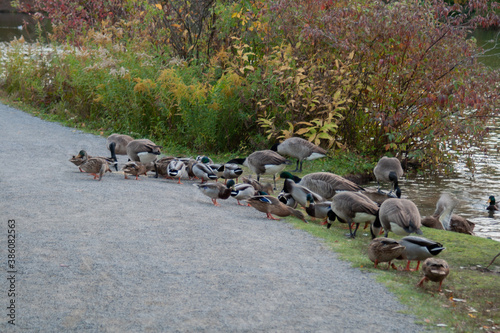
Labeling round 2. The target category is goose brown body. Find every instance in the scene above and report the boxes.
[228,150,290,189]
[270,137,327,172]
[327,191,379,238]
[280,171,364,200]
[373,156,404,197]
[372,198,423,238]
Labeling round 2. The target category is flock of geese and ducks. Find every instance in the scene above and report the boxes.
[69,134,499,292]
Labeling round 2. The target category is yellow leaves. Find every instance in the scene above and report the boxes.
[133,78,157,93]
[155,4,162,10]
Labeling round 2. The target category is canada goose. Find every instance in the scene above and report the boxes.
[421,193,475,235]
[282,178,325,207]
[373,156,404,197]
[367,237,406,270]
[192,159,218,183]
[167,159,188,184]
[327,191,379,238]
[417,258,450,292]
[487,196,499,211]
[398,236,445,271]
[421,193,458,230]
[247,194,307,222]
[106,133,134,171]
[76,150,112,181]
[227,150,291,189]
[280,171,364,200]
[270,137,327,172]
[371,198,423,238]
[305,193,331,224]
[230,183,257,206]
[194,180,235,206]
[122,161,152,180]
[126,139,162,178]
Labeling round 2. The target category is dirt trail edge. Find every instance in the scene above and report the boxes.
[0,103,423,332]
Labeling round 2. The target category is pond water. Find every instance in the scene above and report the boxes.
[1,13,499,242]
[0,12,37,42]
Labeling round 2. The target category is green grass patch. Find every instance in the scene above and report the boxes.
[284,217,500,332]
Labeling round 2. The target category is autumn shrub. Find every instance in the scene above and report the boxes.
[3,0,500,167]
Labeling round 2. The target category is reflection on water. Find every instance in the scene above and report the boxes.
[472,29,500,69]
[368,128,500,242]
[0,12,34,42]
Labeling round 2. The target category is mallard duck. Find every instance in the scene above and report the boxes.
[69,153,115,172]
[282,178,325,207]
[367,237,406,270]
[230,183,257,206]
[305,193,331,224]
[194,180,235,206]
[167,159,188,184]
[122,161,152,180]
[69,154,86,172]
[192,160,218,183]
[242,176,274,194]
[155,156,176,178]
[76,150,112,181]
[106,133,134,171]
[227,150,291,190]
[487,195,499,211]
[373,156,404,197]
[270,137,327,172]
[398,236,445,271]
[126,139,162,178]
[417,258,450,292]
[278,192,298,209]
[280,171,364,200]
[371,198,423,238]
[221,163,244,183]
[327,191,379,238]
[196,155,214,164]
[247,194,307,222]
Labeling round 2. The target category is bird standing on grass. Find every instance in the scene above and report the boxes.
[398,236,445,271]
[417,258,450,292]
[371,198,423,238]
[367,237,406,270]
[270,137,327,172]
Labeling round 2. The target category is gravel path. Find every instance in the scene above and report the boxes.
[0,103,423,332]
